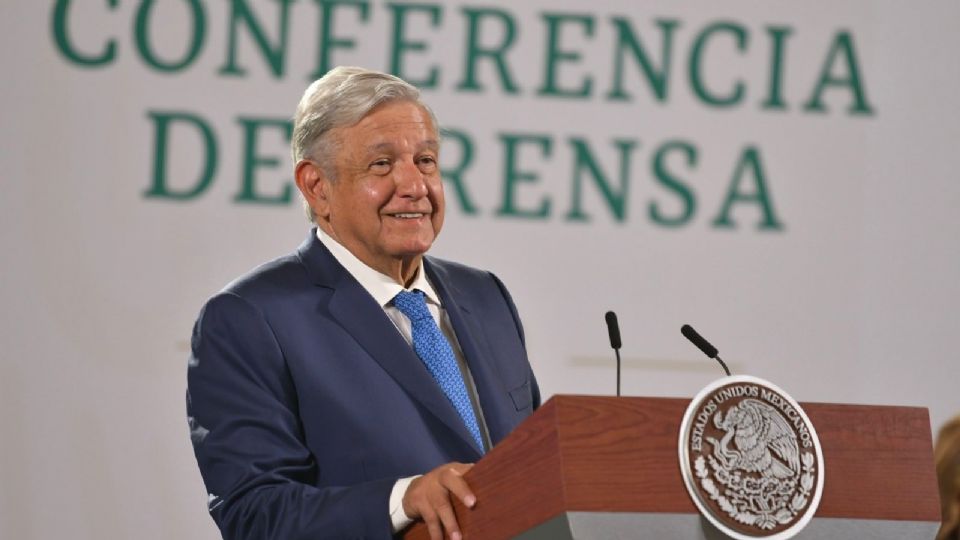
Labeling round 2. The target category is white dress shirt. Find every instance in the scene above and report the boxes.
[315,229,489,532]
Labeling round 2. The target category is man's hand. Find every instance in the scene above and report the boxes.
[401,462,476,540]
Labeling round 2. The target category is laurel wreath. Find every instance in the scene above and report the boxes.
[695,452,816,530]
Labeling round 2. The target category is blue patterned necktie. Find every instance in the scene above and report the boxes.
[393,289,484,452]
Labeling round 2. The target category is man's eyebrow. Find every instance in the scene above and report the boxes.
[365,139,439,152]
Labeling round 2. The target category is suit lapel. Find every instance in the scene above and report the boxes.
[425,259,513,446]
[297,231,482,458]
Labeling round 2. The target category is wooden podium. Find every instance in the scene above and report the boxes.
[402,395,941,539]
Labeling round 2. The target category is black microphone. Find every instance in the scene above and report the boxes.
[605,311,622,350]
[605,311,622,396]
[681,324,731,376]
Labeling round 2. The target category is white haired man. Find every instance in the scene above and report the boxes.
[187,67,540,540]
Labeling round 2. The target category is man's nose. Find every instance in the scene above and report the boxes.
[394,159,429,198]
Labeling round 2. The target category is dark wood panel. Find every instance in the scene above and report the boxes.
[403,399,566,540]
[403,395,940,539]
[806,402,940,520]
[557,396,695,513]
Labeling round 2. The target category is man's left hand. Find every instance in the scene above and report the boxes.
[401,462,476,540]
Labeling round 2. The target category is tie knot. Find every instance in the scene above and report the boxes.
[393,289,432,322]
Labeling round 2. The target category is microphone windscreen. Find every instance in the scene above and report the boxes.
[681,324,718,358]
[605,311,622,349]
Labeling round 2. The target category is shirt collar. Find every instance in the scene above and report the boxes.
[316,228,442,308]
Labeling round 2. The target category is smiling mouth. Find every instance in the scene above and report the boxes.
[389,212,427,219]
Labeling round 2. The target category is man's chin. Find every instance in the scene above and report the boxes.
[389,240,434,260]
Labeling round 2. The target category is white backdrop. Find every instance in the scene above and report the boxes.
[2,1,958,538]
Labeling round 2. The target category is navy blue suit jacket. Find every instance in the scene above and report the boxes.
[187,230,540,539]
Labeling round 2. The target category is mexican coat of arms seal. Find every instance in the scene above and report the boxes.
[678,375,825,540]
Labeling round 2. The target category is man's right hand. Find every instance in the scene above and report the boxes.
[401,462,476,540]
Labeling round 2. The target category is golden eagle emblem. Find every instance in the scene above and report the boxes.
[707,398,800,480]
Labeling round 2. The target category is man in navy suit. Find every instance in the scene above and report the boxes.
[186,67,540,540]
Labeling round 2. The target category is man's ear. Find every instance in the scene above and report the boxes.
[294,160,330,219]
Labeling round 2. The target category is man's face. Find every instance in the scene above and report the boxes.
[313,101,444,278]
